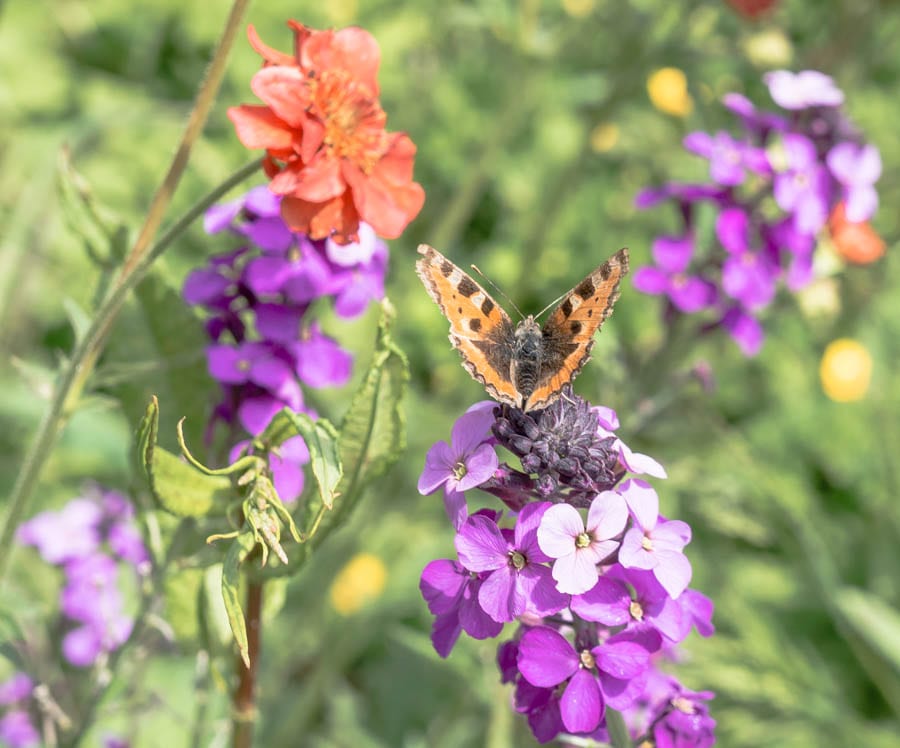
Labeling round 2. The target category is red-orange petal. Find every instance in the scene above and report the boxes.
[376,133,418,185]
[291,153,346,203]
[247,24,297,67]
[269,163,306,195]
[300,117,326,164]
[301,27,380,96]
[343,160,425,239]
[228,105,294,150]
[251,67,310,128]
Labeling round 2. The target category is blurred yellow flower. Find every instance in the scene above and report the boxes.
[647,67,693,117]
[561,0,596,18]
[820,338,872,402]
[329,552,387,615]
[590,122,619,153]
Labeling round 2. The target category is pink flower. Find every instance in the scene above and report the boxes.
[537,491,628,594]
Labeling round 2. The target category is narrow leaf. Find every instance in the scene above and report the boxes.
[277,409,342,509]
[604,707,631,748]
[222,530,256,669]
[835,587,900,676]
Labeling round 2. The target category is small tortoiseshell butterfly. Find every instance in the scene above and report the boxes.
[416,245,629,412]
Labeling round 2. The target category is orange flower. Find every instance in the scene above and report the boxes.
[228,22,425,244]
[828,202,885,265]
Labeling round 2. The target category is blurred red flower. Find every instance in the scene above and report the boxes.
[228,21,425,243]
[828,202,885,265]
[725,0,778,19]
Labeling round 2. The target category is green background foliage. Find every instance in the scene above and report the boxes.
[2,0,900,745]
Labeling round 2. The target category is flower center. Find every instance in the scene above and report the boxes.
[237,358,251,372]
[575,532,592,549]
[579,649,596,670]
[452,461,468,481]
[509,550,526,571]
[672,696,696,715]
[629,600,644,621]
[311,71,388,172]
[641,535,654,551]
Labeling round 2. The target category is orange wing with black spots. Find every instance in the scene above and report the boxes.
[415,245,520,406]
[525,248,629,411]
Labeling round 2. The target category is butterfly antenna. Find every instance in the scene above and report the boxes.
[470,264,525,319]
[534,292,568,321]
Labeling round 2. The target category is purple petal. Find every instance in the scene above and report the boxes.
[716,208,749,254]
[456,443,498,491]
[669,276,716,313]
[652,235,693,274]
[0,674,32,706]
[451,406,496,455]
[459,583,505,639]
[520,565,570,618]
[249,353,292,392]
[293,332,353,388]
[455,515,509,572]
[594,639,651,680]
[782,134,818,170]
[0,709,40,748]
[207,345,248,384]
[560,669,604,734]
[62,625,104,667]
[419,559,467,615]
[570,576,631,625]
[766,70,844,110]
[241,216,294,253]
[204,199,242,233]
[633,267,669,295]
[478,566,522,622]
[515,502,552,561]
[845,185,878,223]
[653,519,692,551]
[237,395,283,435]
[587,491,628,540]
[443,488,468,531]
[518,627,579,688]
[653,550,693,598]
[551,547,600,595]
[683,132,714,159]
[722,307,764,356]
[681,588,716,637]
[430,611,462,658]
[618,527,655,570]
[599,668,649,711]
[183,268,232,305]
[254,303,304,344]
[537,504,583,559]
[618,441,667,478]
[417,441,454,495]
[620,479,658,531]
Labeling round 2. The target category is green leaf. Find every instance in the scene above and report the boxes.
[106,261,211,449]
[222,530,256,669]
[331,300,409,525]
[604,707,632,748]
[263,408,342,509]
[835,586,900,678]
[136,397,232,517]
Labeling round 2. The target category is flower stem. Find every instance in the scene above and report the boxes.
[0,0,256,586]
[233,581,264,748]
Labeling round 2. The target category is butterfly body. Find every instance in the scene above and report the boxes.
[416,245,628,412]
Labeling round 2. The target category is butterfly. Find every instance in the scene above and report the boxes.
[415,244,629,412]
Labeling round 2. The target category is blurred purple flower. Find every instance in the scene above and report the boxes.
[765,70,844,110]
[773,134,831,235]
[0,710,40,748]
[0,675,32,706]
[633,235,717,313]
[826,142,881,222]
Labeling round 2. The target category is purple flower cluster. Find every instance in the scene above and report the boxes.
[183,186,388,501]
[635,70,881,355]
[17,486,149,668]
[0,673,39,748]
[418,394,715,744]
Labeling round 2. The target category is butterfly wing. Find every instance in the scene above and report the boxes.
[526,248,630,411]
[415,245,521,406]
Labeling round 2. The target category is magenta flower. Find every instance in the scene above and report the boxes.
[722,250,778,311]
[418,404,498,496]
[0,710,40,748]
[651,681,717,748]
[0,675,32,706]
[773,134,830,235]
[16,498,103,564]
[683,130,762,186]
[826,142,881,222]
[455,503,568,623]
[618,480,692,598]
[633,235,716,314]
[765,70,844,110]
[517,626,652,733]
[419,559,503,657]
[537,490,628,594]
[290,324,353,388]
[720,305,764,356]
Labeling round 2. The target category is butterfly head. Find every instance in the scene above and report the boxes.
[513,316,542,357]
